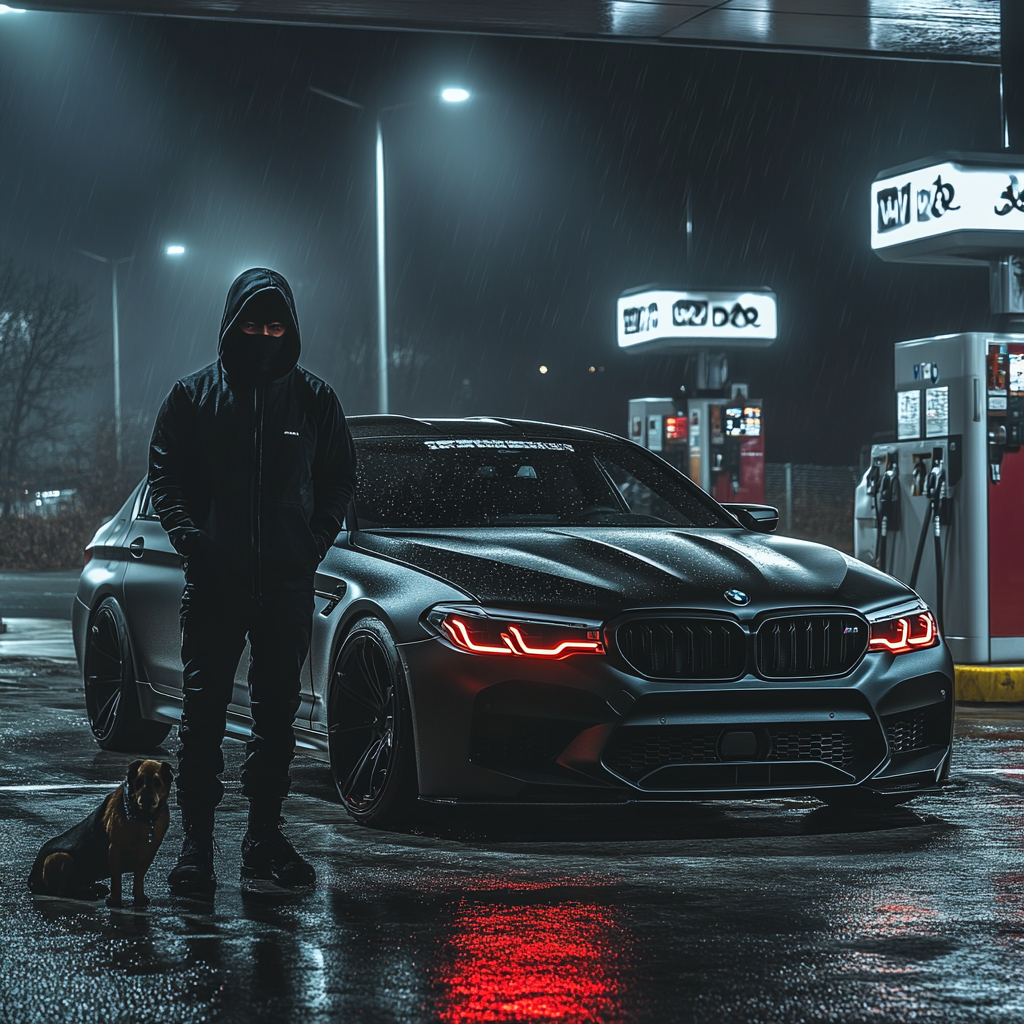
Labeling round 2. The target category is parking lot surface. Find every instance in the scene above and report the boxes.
[2,652,1024,1024]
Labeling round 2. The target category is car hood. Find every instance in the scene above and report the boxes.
[354,527,914,619]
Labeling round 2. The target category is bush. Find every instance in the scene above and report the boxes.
[0,510,106,571]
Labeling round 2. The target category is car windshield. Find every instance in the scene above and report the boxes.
[353,436,737,529]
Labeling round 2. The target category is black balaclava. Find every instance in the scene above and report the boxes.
[238,291,290,377]
[218,268,301,385]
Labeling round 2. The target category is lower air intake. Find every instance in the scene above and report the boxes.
[882,709,928,753]
[604,723,868,784]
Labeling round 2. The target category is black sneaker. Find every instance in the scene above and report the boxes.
[240,827,316,891]
[168,833,216,897]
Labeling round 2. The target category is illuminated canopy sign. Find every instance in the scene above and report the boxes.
[616,287,777,351]
[871,152,1024,265]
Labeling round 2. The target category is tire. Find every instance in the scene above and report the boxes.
[327,617,416,828]
[83,597,171,752]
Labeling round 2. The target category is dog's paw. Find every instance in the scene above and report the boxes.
[133,893,151,907]
[105,895,123,909]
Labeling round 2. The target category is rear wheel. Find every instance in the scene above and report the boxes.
[83,597,170,752]
[328,617,416,828]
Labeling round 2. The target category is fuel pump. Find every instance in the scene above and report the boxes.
[862,151,1024,666]
[874,451,901,575]
[854,333,1020,665]
[627,397,688,474]
[685,393,765,502]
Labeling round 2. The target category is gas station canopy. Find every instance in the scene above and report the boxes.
[15,0,1002,64]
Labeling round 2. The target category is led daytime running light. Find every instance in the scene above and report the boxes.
[438,613,604,659]
[868,611,939,654]
[442,617,515,655]
[505,624,605,657]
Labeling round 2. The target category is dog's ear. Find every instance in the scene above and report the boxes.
[159,761,174,787]
[126,759,145,783]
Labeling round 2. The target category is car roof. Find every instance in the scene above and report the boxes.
[347,415,625,445]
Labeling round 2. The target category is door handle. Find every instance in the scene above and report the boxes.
[129,537,145,559]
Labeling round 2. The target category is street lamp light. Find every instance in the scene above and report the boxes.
[310,84,472,414]
[166,244,185,256]
[75,248,134,474]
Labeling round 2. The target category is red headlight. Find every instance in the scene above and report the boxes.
[868,611,940,654]
[431,608,605,659]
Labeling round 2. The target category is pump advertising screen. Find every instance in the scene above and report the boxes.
[871,154,1024,264]
[925,386,949,437]
[897,389,921,440]
[1010,353,1024,395]
[725,405,762,437]
[617,288,777,351]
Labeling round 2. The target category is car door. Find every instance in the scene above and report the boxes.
[123,486,316,724]
[121,486,188,694]
[122,486,251,704]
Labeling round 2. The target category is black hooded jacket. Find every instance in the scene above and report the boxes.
[148,268,357,592]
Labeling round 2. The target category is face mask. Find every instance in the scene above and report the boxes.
[250,336,285,375]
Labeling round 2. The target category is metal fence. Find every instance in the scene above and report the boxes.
[764,463,860,554]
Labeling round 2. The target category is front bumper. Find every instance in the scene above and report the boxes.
[399,634,954,803]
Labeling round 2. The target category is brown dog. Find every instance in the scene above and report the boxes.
[28,759,173,904]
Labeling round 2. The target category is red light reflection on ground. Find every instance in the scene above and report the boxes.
[436,899,630,1024]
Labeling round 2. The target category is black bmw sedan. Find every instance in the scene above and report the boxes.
[74,416,954,826]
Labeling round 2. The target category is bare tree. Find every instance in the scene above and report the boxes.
[0,260,96,515]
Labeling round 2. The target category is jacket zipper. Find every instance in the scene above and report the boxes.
[253,386,265,601]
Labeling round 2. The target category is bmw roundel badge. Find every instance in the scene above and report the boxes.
[725,589,750,606]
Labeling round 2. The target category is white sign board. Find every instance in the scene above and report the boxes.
[871,156,1024,264]
[925,386,949,438]
[616,289,777,350]
[897,389,921,440]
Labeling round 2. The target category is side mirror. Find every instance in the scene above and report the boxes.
[722,503,779,533]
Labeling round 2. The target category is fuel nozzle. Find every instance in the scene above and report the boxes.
[874,451,901,572]
[866,462,881,498]
[879,456,901,533]
[926,448,948,525]
[989,422,1007,483]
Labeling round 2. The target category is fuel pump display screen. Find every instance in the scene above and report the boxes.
[897,390,921,440]
[1010,353,1024,395]
[725,406,762,436]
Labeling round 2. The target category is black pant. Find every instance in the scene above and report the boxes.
[176,582,314,820]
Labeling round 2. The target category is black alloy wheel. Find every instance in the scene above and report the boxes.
[328,617,415,827]
[83,597,170,752]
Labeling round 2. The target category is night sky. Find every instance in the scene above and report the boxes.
[0,11,1002,468]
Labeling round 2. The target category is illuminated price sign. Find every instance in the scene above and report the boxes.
[617,288,777,350]
[871,153,1024,264]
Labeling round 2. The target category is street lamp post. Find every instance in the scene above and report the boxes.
[310,85,470,415]
[76,248,133,474]
[75,243,185,475]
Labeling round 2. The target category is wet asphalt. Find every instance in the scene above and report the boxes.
[2,653,1024,1024]
[0,572,80,621]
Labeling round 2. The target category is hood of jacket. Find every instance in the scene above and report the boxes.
[218,267,301,384]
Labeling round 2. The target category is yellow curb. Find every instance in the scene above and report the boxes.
[955,664,1024,703]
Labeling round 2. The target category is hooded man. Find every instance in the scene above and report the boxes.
[149,268,357,896]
